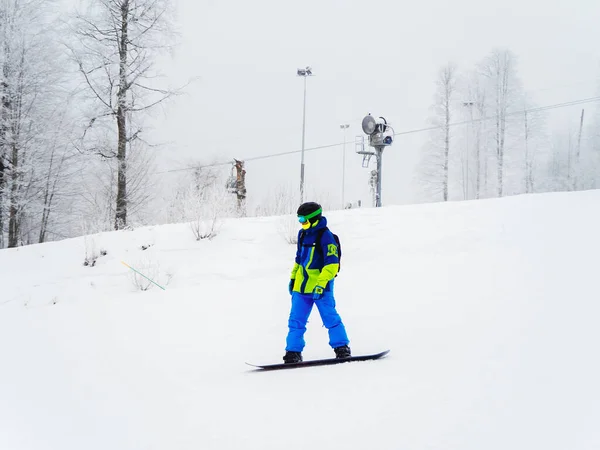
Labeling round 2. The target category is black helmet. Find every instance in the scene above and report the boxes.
[297,201,322,223]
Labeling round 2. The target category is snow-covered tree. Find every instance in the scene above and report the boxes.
[36,111,82,243]
[0,0,74,248]
[542,108,596,193]
[76,139,156,232]
[477,49,524,197]
[418,62,457,202]
[69,0,178,230]
[164,163,225,225]
[582,102,600,189]
[164,165,235,240]
[460,72,492,200]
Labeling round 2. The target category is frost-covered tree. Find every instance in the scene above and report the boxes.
[510,95,549,196]
[0,0,73,248]
[582,102,600,189]
[69,0,178,230]
[418,62,457,201]
[477,49,524,197]
[460,72,493,200]
[77,139,156,232]
[418,49,555,203]
[36,111,82,243]
[164,164,234,239]
[542,107,597,193]
[254,184,298,217]
[164,163,223,224]
[571,108,586,191]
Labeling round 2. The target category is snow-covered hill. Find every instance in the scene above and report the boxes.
[1,191,599,450]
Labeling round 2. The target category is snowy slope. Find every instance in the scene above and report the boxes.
[1,191,600,450]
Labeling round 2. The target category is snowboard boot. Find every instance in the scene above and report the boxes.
[283,351,303,364]
[334,345,351,359]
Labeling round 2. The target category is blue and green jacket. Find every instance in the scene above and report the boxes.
[290,217,340,294]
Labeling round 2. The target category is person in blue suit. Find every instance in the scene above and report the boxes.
[283,202,351,364]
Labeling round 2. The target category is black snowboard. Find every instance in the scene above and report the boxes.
[246,350,390,371]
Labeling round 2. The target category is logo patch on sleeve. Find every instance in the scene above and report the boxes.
[327,244,339,257]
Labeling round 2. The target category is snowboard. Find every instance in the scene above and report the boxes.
[246,350,390,371]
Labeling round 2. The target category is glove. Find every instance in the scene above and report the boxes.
[289,279,295,295]
[312,286,325,301]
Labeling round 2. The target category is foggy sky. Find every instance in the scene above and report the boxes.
[150,0,600,211]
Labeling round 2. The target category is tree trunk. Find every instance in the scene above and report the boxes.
[8,57,23,247]
[498,115,505,197]
[483,111,489,196]
[39,152,58,243]
[574,109,585,191]
[8,142,19,247]
[475,111,481,200]
[496,110,501,196]
[443,99,450,202]
[495,67,503,198]
[486,52,513,198]
[0,153,5,248]
[114,0,129,230]
[0,75,9,248]
[524,111,532,194]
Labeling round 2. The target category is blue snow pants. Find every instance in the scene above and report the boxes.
[285,291,350,352]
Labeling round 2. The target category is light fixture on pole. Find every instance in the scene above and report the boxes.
[297,66,313,203]
[340,124,349,208]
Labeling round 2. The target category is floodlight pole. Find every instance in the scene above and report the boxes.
[300,75,307,203]
[297,67,313,203]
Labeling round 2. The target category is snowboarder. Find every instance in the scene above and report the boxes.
[284,202,351,364]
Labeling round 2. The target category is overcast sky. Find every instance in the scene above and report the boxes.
[149,0,600,211]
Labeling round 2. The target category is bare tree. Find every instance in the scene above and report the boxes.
[74,137,156,232]
[37,109,83,243]
[254,183,298,217]
[0,151,5,246]
[521,104,548,194]
[0,0,70,248]
[69,0,178,230]
[461,73,491,199]
[164,166,234,240]
[587,104,600,189]
[546,131,572,192]
[524,109,532,193]
[418,62,457,201]
[544,108,596,193]
[573,109,585,191]
[186,184,234,241]
[478,49,523,197]
[163,162,223,224]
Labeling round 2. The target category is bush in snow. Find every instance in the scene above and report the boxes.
[80,219,109,266]
[278,214,298,245]
[184,185,235,241]
[165,165,235,240]
[254,184,299,244]
[127,254,173,291]
[83,235,107,267]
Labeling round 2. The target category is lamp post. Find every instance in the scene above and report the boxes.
[297,66,313,203]
[340,123,349,208]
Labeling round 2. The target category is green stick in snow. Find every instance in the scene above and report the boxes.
[121,261,166,290]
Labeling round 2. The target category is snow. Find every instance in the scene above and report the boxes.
[1,190,600,450]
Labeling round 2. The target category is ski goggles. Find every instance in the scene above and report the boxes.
[298,208,322,223]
